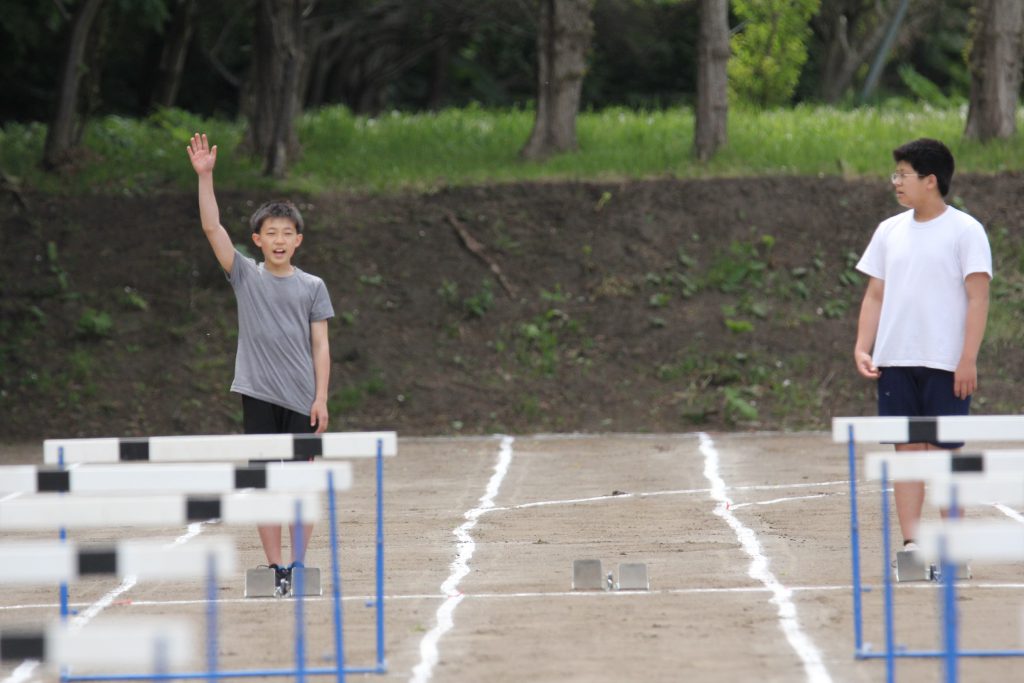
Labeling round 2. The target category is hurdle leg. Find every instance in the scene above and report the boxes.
[847,426,866,657]
[294,500,306,683]
[941,486,959,683]
[206,550,219,682]
[373,438,386,671]
[881,462,896,683]
[327,471,346,683]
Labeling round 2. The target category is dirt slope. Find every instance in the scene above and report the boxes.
[3,174,1024,439]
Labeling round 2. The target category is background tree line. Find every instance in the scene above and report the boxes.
[1,0,1021,176]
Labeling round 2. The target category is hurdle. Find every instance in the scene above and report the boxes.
[833,416,1024,679]
[36,431,395,680]
[1,618,196,672]
[918,517,1024,683]
[0,539,232,677]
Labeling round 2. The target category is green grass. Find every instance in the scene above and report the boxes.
[5,103,1024,195]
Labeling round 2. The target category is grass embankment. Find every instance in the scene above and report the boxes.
[3,104,1024,194]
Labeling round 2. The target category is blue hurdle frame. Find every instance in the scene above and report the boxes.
[844,425,1024,682]
[54,438,389,681]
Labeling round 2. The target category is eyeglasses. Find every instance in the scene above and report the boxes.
[890,172,925,184]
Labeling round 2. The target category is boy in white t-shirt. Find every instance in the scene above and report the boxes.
[854,138,992,556]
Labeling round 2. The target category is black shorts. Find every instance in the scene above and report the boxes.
[878,366,970,449]
[242,395,316,435]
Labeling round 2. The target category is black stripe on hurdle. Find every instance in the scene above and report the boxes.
[119,438,150,461]
[78,547,117,575]
[187,497,221,520]
[951,454,984,473]
[0,632,45,661]
[907,417,939,444]
[37,470,70,493]
[234,467,267,489]
[293,434,322,460]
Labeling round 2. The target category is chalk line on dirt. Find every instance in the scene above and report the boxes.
[700,432,833,683]
[410,435,514,683]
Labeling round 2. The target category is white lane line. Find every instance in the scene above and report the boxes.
[700,432,832,683]
[410,436,514,683]
[7,580,1024,613]
[484,479,853,513]
[730,494,829,510]
[1,660,40,683]
[993,503,1024,525]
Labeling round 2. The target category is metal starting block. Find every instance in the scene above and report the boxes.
[617,563,649,590]
[572,559,607,590]
[931,562,972,582]
[894,550,931,582]
[244,566,323,598]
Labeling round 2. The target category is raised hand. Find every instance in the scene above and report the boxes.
[186,133,217,175]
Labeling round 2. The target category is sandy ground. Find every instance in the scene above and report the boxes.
[2,432,1024,683]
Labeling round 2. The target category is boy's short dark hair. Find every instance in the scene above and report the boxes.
[892,138,955,197]
[250,200,304,234]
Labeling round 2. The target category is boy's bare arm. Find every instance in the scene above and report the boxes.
[854,277,884,379]
[186,133,235,273]
[310,320,330,434]
[954,272,990,399]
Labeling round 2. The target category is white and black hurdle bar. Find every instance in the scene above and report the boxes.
[0,539,233,677]
[1,618,195,674]
[0,491,316,682]
[834,416,1024,680]
[40,431,397,681]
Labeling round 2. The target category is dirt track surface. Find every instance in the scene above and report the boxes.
[2,433,1024,682]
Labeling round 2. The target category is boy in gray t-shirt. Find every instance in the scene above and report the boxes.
[187,133,334,592]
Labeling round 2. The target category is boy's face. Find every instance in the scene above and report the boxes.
[891,160,937,209]
[252,217,303,267]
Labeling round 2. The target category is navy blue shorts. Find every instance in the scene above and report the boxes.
[878,366,970,449]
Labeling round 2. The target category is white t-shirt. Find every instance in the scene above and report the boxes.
[856,206,992,371]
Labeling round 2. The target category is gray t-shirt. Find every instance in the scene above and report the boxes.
[227,249,334,415]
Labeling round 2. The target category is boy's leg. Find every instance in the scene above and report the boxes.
[879,367,927,544]
[282,407,316,565]
[242,395,287,566]
[921,368,971,520]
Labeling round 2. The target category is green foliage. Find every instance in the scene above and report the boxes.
[464,281,495,318]
[706,237,773,294]
[515,309,582,376]
[119,287,149,311]
[897,65,952,107]
[729,0,821,107]
[76,308,113,339]
[328,374,385,414]
[8,105,1024,194]
[723,387,759,423]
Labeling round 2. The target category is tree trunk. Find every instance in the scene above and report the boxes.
[965,0,1024,141]
[693,0,729,162]
[151,0,197,109]
[817,3,896,103]
[43,0,105,169]
[243,0,306,178]
[520,0,595,161]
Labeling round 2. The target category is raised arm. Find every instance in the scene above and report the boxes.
[186,133,234,273]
